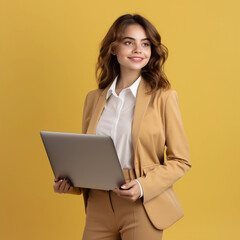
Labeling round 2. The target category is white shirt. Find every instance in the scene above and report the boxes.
[96,75,143,198]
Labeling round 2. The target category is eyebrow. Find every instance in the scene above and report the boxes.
[122,37,150,41]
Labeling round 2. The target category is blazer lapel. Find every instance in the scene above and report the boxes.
[86,86,110,134]
[86,78,151,153]
[132,79,152,153]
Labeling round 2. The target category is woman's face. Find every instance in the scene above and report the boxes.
[113,24,151,73]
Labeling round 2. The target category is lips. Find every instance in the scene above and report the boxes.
[128,57,144,62]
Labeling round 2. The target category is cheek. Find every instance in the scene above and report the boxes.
[144,50,151,64]
[116,46,128,55]
[116,48,130,62]
[145,48,151,58]
[116,54,126,64]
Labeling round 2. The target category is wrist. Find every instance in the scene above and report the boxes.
[135,179,143,198]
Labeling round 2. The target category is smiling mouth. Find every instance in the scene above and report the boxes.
[128,57,144,62]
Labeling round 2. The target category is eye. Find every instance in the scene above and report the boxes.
[142,42,150,47]
[124,41,132,45]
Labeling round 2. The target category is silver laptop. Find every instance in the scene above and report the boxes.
[40,131,125,190]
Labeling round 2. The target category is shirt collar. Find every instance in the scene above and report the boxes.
[106,75,141,100]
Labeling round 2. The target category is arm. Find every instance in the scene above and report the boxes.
[82,92,92,134]
[137,90,192,203]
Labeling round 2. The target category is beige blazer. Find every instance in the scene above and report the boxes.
[76,78,191,230]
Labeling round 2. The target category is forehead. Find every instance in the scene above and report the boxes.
[121,24,148,39]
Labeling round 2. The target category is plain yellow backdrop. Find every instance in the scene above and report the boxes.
[1,0,239,239]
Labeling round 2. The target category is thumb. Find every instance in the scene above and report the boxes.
[120,180,136,189]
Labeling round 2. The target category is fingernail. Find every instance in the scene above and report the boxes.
[121,185,126,189]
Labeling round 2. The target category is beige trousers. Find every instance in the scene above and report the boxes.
[82,169,163,240]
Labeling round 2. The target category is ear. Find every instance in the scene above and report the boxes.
[111,47,116,55]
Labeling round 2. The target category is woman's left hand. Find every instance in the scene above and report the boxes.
[112,180,141,202]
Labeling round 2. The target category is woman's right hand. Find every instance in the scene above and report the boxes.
[53,177,74,194]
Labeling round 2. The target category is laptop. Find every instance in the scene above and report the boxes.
[40,131,125,190]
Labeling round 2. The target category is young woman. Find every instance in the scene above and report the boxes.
[53,14,191,240]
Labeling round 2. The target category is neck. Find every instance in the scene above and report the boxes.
[116,69,141,89]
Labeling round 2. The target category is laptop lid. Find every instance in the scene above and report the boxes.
[40,131,125,190]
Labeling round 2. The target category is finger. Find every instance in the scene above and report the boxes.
[113,188,134,197]
[119,189,134,197]
[53,179,63,192]
[64,178,73,186]
[113,190,137,202]
[117,184,140,199]
[112,188,122,195]
[62,178,73,193]
[63,181,72,193]
[59,179,67,192]
[120,180,137,190]
[67,186,73,193]
[54,177,59,183]
[119,182,138,195]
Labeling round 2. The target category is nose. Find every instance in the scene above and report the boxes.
[133,43,142,53]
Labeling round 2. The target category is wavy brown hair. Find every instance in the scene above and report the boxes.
[96,14,171,93]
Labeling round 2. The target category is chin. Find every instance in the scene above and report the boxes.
[127,67,143,72]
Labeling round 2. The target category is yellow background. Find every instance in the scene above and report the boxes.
[1,0,239,239]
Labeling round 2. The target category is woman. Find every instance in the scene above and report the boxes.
[54,14,191,240]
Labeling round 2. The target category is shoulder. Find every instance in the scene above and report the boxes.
[84,88,104,103]
[86,88,103,98]
[141,79,177,101]
[151,87,178,104]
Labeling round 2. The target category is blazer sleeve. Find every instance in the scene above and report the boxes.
[137,90,192,203]
[82,92,91,134]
